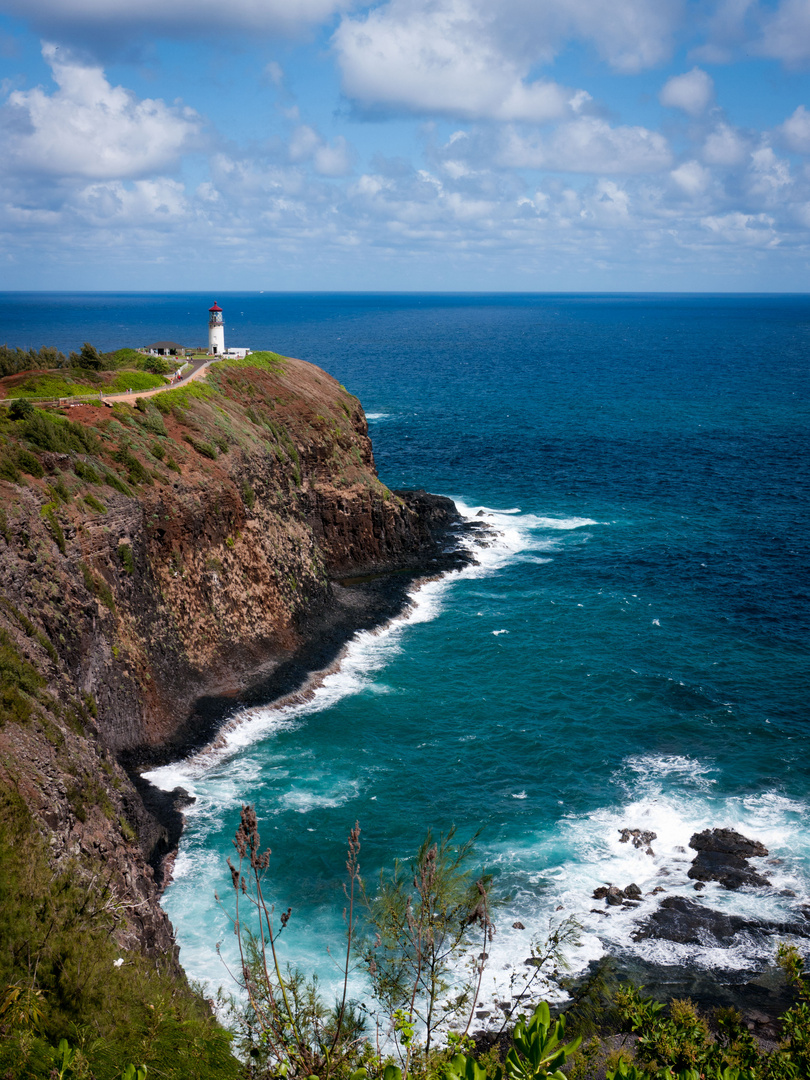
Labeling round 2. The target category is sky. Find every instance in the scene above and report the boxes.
[1,0,810,291]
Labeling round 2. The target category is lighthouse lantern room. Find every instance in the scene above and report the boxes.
[208,301,224,355]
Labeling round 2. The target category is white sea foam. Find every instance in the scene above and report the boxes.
[479,753,810,1006]
[148,497,611,1003]
[146,498,602,793]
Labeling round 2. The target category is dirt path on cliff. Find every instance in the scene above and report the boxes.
[101,357,212,406]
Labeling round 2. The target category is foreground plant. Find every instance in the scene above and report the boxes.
[219,806,365,1079]
[362,828,495,1075]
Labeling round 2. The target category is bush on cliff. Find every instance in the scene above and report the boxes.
[0,786,240,1080]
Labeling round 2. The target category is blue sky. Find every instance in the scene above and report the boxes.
[1,0,809,290]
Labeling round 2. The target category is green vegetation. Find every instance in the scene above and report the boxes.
[0,627,44,726]
[217,809,810,1080]
[17,448,44,477]
[184,434,218,459]
[80,563,116,612]
[74,459,102,484]
[105,371,167,394]
[114,445,153,486]
[216,350,287,373]
[0,344,66,378]
[19,411,98,455]
[0,786,240,1080]
[42,507,66,555]
[118,543,134,574]
[7,374,99,400]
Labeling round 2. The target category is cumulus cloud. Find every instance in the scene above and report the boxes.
[333,0,574,121]
[701,210,779,246]
[757,0,810,64]
[2,44,200,179]
[671,159,712,194]
[778,104,810,153]
[702,122,748,165]
[748,145,791,197]
[289,125,354,176]
[333,0,683,121]
[659,67,714,115]
[500,117,672,174]
[73,178,187,224]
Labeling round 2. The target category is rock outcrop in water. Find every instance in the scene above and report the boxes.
[687,827,771,890]
[632,895,810,947]
[0,352,471,968]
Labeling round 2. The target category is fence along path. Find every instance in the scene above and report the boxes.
[0,357,215,410]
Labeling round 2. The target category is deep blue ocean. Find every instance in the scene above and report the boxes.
[6,292,810,1007]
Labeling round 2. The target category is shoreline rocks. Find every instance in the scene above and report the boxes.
[688,827,771,890]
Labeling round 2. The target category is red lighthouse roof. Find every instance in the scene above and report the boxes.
[209,301,222,312]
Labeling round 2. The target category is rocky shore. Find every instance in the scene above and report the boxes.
[0,352,480,969]
[582,825,810,1019]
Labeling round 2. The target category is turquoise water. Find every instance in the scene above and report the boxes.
[5,292,809,1006]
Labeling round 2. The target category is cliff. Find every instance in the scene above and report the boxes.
[0,352,467,978]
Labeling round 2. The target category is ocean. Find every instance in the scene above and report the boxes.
[6,291,810,1011]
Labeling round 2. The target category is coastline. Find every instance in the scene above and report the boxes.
[128,490,489,885]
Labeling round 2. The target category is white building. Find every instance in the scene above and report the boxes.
[207,301,251,358]
[208,301,225,354]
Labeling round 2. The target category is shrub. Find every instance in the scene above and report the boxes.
[74,459,102,484]
[103,471,132,496]
[241,479,255,509]
[144,356,171,374]
[21,411,98,455]
[0,344,66,377]
[47,476,71,503]
[8,397,34,420]
[184,434,217,460]
[80,563,115,612]
[0,454,20,482]
[113,446,152,486]
[0,629,44,727]
[118,543,134,574]
[17,446,44,475]
[42,507,66,555]
[0,785,240,1079]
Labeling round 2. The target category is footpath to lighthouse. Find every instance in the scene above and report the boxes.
[0,299,253,410]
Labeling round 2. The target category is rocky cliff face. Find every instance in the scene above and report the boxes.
[0,352,465,967]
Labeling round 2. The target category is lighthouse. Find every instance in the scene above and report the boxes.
[208,301,224,355]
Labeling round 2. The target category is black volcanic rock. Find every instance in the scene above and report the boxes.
[632,896,809,947]
[690,828,768,858]
[687,828,771,890]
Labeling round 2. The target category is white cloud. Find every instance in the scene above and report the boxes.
[3,44,200,179]
[702,122,748,165]
[333,0,573,122]
[659,67,714,116]
[671,159,711,194]
[289,125,354,176]
[779,105,810,153]
[748,145,791,196]
[701,210,779,246]
[73,178,187,223]
[501,117,672,174]
[333,0,683,121]
[757,0,810,64]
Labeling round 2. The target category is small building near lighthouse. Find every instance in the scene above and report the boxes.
[208,301,225,355]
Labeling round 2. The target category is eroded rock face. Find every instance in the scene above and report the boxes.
[687,828,770,890]
[0,354,471,968]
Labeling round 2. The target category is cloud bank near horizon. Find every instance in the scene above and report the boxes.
[0,0,808,289]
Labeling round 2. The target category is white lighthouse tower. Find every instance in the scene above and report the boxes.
[208,301,224,355]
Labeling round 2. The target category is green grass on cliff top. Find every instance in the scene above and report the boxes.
[9,370,168,399]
